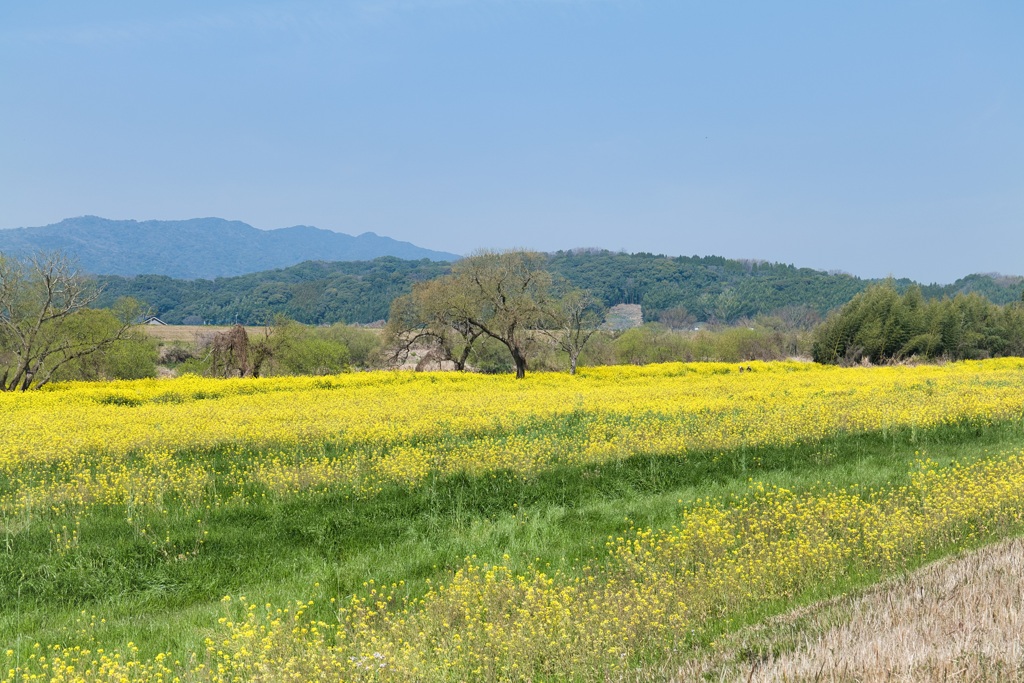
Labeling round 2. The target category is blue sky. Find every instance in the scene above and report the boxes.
[1,1,1021,283]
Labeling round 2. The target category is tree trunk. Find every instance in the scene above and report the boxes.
[569,351,579,375]
[454,342,472,371]
[511,347,527,379]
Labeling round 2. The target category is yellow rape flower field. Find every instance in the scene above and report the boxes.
[3,359,1024,681]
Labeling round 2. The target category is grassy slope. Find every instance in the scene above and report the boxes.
[4,420,1022,663]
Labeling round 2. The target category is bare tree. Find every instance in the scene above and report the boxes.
[658,304,695,330]
[0,252,141,391]
[543,288,603,375]
[247,323,277,378]
[209,324,251,378]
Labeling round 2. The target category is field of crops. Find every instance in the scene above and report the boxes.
[4,360,1024,681]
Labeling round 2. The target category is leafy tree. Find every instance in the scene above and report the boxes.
[387,251,555,378]
[711,288,744,324]
[384,278,483,371]
[813,282,1024,364]
[322,324,383,369]
[446,251,554,379]
[812,283,916,364]
[577,330,616,367]
[263,319,350,376]
[999,301,1024,357]
[49,311,157,381]
[0,252,143,390]
[613,324,687,365]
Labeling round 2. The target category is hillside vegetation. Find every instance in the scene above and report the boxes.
[96,257,451,326]
[94,250,1024,326]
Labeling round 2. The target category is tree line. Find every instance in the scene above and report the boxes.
[94,258,451,326]
[93,250,1024,328]
[813,282,1024,364]
[6,250,1024,390]
[387,259,1024,373]
[0,253,384,390]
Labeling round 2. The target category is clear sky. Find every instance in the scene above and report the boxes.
[1,1,1021,283]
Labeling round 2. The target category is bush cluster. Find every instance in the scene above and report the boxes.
[606,321,807,365]
[174,320,384,377]
[813,282,1024,364]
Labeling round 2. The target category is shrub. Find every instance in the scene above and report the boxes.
[321,324,383,369]
[272,323,350,376]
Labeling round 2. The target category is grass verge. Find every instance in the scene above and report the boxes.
[2,419,1022,665]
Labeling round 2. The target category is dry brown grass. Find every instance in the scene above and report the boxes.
[673,537,1024,682]
[139,324,268,343]
[140,324,385,344]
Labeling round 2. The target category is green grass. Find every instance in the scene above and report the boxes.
[2,420,1023,661]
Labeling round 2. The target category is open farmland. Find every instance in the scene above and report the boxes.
[4,360,1024,681]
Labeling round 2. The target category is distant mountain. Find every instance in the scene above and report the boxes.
[0,216,460,279]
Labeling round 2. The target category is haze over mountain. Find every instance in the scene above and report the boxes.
[0,216,460,279]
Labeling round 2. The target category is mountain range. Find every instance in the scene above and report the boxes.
[0,216,460,279]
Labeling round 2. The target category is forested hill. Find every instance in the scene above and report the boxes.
[0,216,459,278]
[93,251,1024,326]
[547,251,865,322]
[95,258,452,325]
